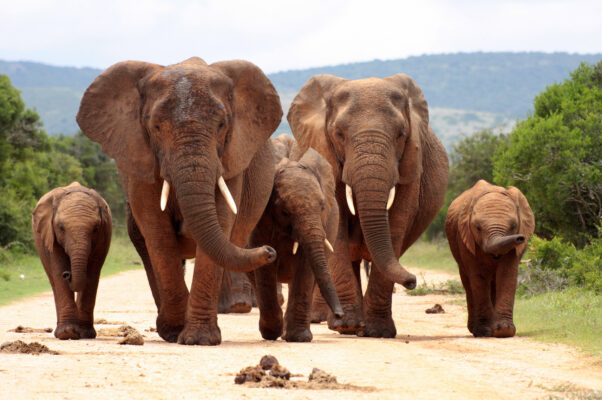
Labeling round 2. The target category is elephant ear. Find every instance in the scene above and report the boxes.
[384,74,430,185]
[287,74,346,177]
[76,61,161,183]
[298,147,336,212]
[32,188,64,252]
[506,186,535,255]
[211,60,282,179]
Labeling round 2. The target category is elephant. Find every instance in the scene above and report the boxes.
[31,182,112,340]
[287,73,449,337]
[445,179,535,338]
[250,134,343,342]
[76,57,282,345]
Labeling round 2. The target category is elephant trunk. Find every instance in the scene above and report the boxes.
[67,241,91,292]
[484,234,525,256]
[171,157,275,272]
[298,220,344,318]
[348,154,416,289]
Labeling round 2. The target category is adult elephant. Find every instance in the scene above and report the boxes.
[288,74,449,337]
[77,57,282,345]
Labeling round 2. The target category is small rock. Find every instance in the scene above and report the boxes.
[425,304,445,314]
[259,355,279,370]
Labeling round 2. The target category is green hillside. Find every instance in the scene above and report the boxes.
[1,52,600,144]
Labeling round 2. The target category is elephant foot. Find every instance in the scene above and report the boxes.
[471,324,493,337]
[359,315,397,338]
[156,315,185,343]
[55,322,81,340]
[310,301,329,323]
[283,327,313,342]
[218,291,254,314]
[493,320,516,338]
[259,318,283,341]
[78,324,97,339]
[328,304,364,334]
[177,323,222,346]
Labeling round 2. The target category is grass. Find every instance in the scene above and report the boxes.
[514,288,602,357]
[400,239,458,272]
[407,278,465,296]
[405,239,602,358]
[0,234,141,306]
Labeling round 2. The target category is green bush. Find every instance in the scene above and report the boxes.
[519,234,602,295]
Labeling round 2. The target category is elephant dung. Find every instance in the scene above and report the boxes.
[0,340,58,355]
[425,304,446,314]
[259,354,279,370]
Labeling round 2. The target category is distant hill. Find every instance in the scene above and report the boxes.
[1,52,600,148]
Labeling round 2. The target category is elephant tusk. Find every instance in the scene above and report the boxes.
[346,184,356,216]
[386,186,396,210]
[160,180,170,211]
[292,241,299,255]
[217,176,237,215]
[324,239,334,253]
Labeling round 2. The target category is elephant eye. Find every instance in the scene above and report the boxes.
[336,129,344,140]
[218,120,225,129]
[476,225,481,232]
[281,209,290,218]
[58,224,65,233]
[93,225,99,233]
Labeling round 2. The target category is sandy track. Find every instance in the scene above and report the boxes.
[0,267,600,400]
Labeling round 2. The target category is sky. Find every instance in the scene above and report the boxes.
[1,0,601,73]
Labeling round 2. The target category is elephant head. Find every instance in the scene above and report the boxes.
[32,182,112,292]
[287,74,430,289]
[272,146,343,317]
[77,58,282,271]
[458,180,535,258]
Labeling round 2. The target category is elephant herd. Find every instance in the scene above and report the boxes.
[31,57,534,345]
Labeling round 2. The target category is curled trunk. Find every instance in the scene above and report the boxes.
[484,234,525,256]
[352,176,417,290]
[172,162,275,272]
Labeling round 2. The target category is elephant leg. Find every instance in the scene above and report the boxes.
[277,282,284,306]
[75,261,101,339]
[466,265,495,337]
[492,259,518,338]
[178,250,222,345]
[129,185,189,343]
[127,203,161,311]
[45,251,80,340]
[254,262,283,340]
[310,284,329,323]
[283,258,314,342]
[327,249,364,334]
[218,270,255,314]
[458,266,477,335]
[362,262,396,338]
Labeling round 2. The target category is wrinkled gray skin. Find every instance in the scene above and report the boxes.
[32,182,112,340]
[446,180,535,338]
[250,135,343,342]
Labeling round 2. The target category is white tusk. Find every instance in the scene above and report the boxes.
[160,180,170,211]
[217,176,237,215]
[292,241,299,255]
[324,239,334,253]
[345,184,356,215]
[386,186,396,210]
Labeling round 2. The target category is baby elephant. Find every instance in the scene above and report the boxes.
[446,180,534,338]
[250,135,343,342]
[32,182,112,340]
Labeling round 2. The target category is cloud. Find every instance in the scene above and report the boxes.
[0,0,600,72]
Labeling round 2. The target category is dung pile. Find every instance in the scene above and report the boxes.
[0,340,58,355]
[425,304,446,314]
[98,324,144,345]
[8,326,53,333]
[234,355,376,391]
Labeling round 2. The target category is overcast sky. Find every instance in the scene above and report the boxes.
[1,0,601,73]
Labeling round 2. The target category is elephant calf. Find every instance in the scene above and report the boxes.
[446,180,534,338]
[250,135,343,342]
[32,182,112,340]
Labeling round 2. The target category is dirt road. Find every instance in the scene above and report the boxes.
[1,266,600,399]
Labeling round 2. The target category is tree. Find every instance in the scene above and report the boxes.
[493,61,602,247]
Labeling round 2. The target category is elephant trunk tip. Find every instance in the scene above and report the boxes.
[403,275,417,290]
[62,271,71,281]
[515,235,525,244]
[333,307,344,319]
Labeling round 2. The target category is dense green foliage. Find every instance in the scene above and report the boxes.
[1,52,599,135]
[518,234,602,295]
[494,61,602,247]
[425,129,507,239]
[0,74,124,252]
